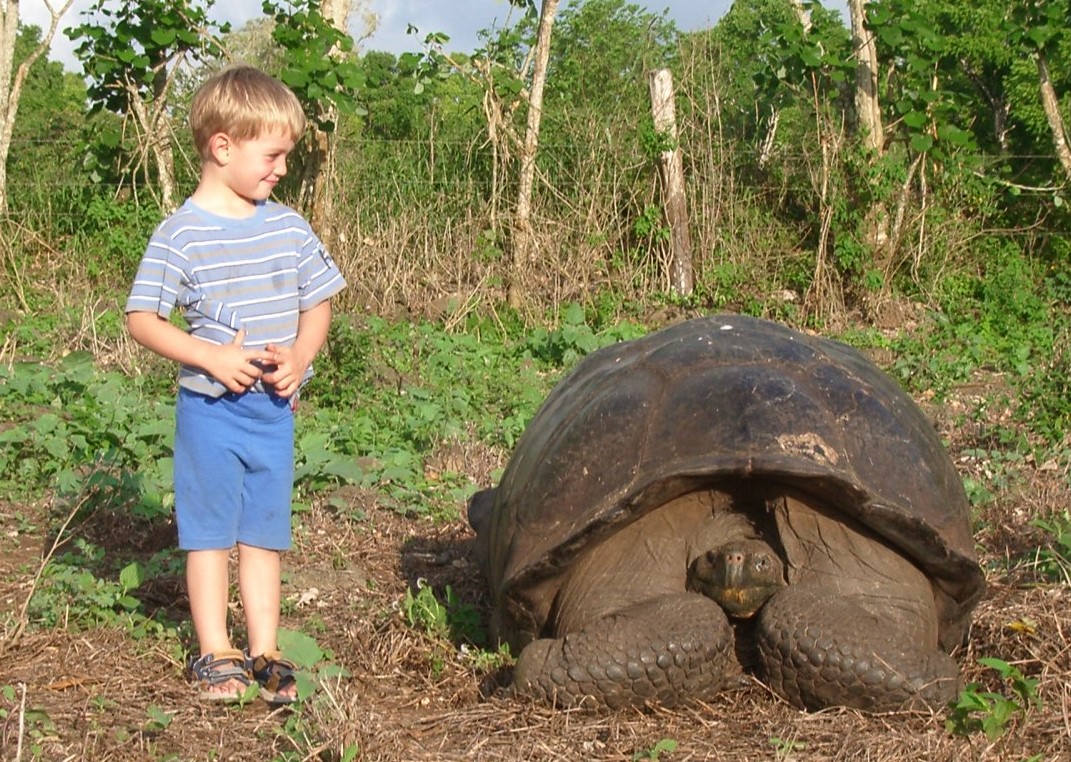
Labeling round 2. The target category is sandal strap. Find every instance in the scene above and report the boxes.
[247,650,297,693]
[189,649,251,687]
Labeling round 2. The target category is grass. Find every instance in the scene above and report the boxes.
[1,303,1070,760]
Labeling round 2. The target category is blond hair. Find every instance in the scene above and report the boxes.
[189,64,306,160]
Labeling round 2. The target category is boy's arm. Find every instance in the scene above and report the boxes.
[262,299,333,399]
[126,311,275,394]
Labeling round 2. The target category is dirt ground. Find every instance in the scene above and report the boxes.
[1,389,1070,762]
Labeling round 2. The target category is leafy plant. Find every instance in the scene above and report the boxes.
[401,579,485,646]
[632,738,677,761]
[263,0,367,132]
[28,543,163,635]
[143,704,173,732]
[1030,511,1071,584]
[0,353,173,511]
[770,736,807,758]
[276,627,349,703]
[946,657,1041,741]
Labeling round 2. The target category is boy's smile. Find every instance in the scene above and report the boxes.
[195,127,298,217]
[222,129,296,203]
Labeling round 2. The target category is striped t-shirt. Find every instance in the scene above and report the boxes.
[125,199,347,397]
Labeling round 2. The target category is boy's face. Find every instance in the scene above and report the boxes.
[216,128,296,203]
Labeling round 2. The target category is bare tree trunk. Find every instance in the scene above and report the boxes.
[150,61,177,210]
[848,0,883,155]
[298,0,357,246]
[648,68,693,296]
[125,88,177,211]
[1037,51,1071,184]
[509,0,559,309]
[0,0,75,215]
[848,0,889,264]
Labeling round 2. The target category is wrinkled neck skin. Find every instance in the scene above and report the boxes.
[550,489,760,633]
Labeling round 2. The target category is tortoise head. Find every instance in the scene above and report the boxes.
[688,539,785,618]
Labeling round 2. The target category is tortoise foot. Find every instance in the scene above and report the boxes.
[514,592,741,709]
[757,586,959,711]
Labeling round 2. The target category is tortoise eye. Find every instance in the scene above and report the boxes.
[755,558,768,571]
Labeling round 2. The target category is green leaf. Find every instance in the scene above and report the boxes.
[150,28,177,46]
[144,704,172,729]
[910,134,934,153]
[119,562,145,593]
[903,111,928,130]
[277,628,325,668]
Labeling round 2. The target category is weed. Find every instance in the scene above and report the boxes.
[276,627,349,703]
[0,684,57,760]
[401,579,486,646]
[946,657,1041,741]
[1030,510,1071,584]
[461,642,512,672]
[142,705,173,732]
[959,448,1027,507]
[632,738,677,761]
[770,736,807,758]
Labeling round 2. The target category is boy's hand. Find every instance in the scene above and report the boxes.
[260,342,312,399]
[209,330,275,393]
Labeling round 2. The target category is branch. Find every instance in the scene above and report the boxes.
[0,492,91,659]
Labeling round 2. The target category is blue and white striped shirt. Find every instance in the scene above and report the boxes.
[125,199,347,397]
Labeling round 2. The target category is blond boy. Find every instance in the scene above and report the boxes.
[126,64,346,702]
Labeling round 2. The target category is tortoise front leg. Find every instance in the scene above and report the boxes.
[513,592,742,709]
[756,585,960,712]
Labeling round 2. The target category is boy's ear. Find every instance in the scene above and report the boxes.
[207,132,233,164]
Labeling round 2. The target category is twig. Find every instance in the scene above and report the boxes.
[0,493,91,658]
[16,682,26,762]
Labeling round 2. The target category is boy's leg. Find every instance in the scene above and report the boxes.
[187,548,246,696]
[238,543,297,701]
[238,543,282,655]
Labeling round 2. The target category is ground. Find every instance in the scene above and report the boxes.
[1,382,1069,761]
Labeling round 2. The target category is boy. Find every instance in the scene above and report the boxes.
[125,64,346,703]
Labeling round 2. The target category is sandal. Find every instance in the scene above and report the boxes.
[188,649,252,702]
[245,649,299,704]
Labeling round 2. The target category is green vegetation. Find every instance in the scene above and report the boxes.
[2,0,1070,757]
[946,658,1042,741]
[632,739,678,761]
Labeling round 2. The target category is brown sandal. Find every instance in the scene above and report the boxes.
[245,649,298,704]
[188,649,252,702]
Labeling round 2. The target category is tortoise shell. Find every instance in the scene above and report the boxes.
[475,315,984,652]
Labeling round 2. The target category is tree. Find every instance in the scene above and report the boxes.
[510,0,557,308]
[849,0,884,156]
[67,0,230,211]
[6,24,87,217]
[263,0,369,239]
[1010,0,1071,184]
[0,0,75,215]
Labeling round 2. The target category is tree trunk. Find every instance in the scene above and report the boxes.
[149,60,177,211]
[508,0,559,309]
[848,0,883,155]
[0,0,74,215]
[648,69,693,296]
[1037,51,1071,184]
[298,0,356,248]
[847,0,889,258]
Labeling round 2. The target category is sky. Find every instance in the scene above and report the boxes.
[21,0,739,73]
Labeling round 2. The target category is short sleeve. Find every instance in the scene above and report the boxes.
[297,230,347,311]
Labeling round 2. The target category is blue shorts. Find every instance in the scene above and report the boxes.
[174,388,295,551]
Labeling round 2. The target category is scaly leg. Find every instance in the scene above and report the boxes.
[756,585,960,711]
[513,592,742,709]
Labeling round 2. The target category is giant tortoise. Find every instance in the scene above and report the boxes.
[468,314,985,712]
